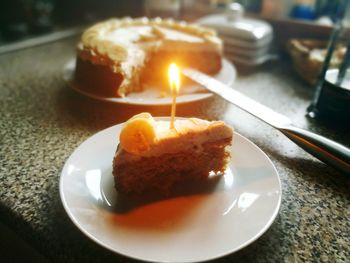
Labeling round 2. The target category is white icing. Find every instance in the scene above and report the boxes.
[81,17,222,63]
[116,118,233,163]
[155,27,203,43]
[101,26,154,45]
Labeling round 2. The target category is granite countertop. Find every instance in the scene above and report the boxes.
[0,36,349,262]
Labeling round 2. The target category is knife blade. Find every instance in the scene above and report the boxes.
[183,68,350,174]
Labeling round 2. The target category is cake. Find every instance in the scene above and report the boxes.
[113,113,233,195]
[74,17,223,97]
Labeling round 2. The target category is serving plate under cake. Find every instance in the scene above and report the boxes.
[59,117,281,262]
[62,58,236,105]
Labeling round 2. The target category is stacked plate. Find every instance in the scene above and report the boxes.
[198,3,274,67]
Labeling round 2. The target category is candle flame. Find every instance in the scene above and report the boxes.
[168,63,180,93]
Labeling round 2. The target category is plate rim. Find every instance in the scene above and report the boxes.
[62,58,236,106]
[59,119,281,262]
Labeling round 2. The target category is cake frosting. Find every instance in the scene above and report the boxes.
[116,113,233,162]
[80,17,222,62]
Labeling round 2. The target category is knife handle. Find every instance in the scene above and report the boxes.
[280,126,350,174]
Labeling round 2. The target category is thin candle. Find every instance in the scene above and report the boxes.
[168,63,180,129]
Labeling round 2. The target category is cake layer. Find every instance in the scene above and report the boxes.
[113,138,231,195]
[74,57,124,97]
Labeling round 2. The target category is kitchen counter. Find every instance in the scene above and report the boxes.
[0,36,349,262]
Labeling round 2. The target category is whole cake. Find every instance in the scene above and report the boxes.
[74,17,223,97]
[113,113,233,195]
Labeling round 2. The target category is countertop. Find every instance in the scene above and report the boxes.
[0,36,349,262]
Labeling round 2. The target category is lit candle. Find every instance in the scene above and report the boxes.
[168,63,180,129]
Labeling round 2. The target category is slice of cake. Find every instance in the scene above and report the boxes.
[113,113,233,195]
[74,17,223,97]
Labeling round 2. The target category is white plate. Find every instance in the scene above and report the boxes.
[59,118,281,262]
[62,59,236,105]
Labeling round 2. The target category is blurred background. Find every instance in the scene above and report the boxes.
[0,0,347,43]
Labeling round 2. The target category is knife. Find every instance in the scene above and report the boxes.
[183,68,350,174]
